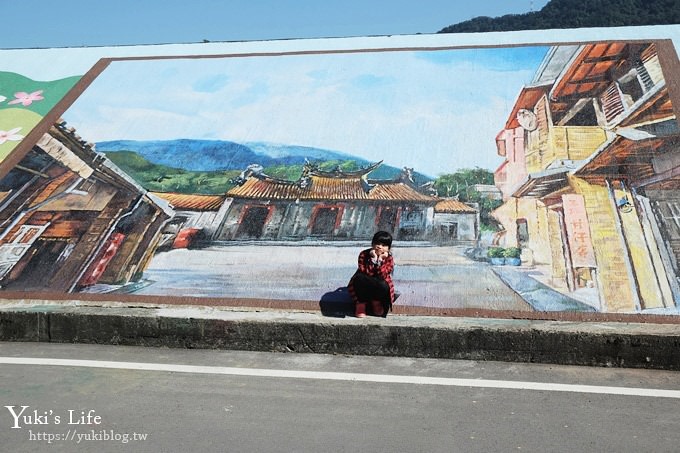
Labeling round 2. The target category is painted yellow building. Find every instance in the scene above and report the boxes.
[493,41,680,313]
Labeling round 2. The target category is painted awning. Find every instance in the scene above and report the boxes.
[573,119,680,186]
[513,167,571,198]
[550,42,631,102]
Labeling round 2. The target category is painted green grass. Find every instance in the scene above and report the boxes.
[0,71,82,163]
[0,71,81,117]
[0,108,43,161]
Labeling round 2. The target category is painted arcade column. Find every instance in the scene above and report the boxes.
[610,183,674,310]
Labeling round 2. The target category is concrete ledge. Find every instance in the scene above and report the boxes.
[1,304,679,370]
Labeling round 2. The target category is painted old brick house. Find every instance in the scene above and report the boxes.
[150,192,231,248]
[432,199,479,244]
[0,121,174,293]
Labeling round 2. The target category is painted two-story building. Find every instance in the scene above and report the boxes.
[493,41,680,313]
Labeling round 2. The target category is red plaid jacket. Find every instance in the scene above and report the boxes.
[347,248,395,305]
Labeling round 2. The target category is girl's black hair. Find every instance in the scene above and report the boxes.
[372,230,393,247]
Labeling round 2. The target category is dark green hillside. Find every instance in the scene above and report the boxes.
[264,160,363,181]
[439,0,680,33]
[105,151,240,194]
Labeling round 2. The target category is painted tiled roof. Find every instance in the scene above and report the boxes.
[367,182,437,202]
[227,175,436,203]
[434,199,477,213]
[226,177,309,200]
[150,192,225,211]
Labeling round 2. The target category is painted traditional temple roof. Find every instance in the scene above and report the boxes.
[227,172,437,203]
[151,192,226,211]
[434,199,477,213]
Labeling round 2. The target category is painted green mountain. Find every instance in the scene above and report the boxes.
[105,151,376,194]
[105,151,240,194]
[104,142,434,195]
[98,139,433,186]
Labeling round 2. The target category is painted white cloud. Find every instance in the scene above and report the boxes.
[64,47,544,176]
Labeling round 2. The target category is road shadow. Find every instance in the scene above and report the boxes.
[319,286,402,318]
[319,287,353,318]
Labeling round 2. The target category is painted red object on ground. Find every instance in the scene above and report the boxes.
[172,228,201,249]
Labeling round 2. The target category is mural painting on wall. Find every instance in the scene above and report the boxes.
[0,40,678,315]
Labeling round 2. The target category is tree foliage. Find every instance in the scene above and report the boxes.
[439,0,680,34]
[434,168,501,229]
[433,167,493,199]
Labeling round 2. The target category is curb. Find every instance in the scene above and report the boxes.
[1,304,679,370]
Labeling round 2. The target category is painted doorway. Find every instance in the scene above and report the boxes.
[377,206,397,234]
[311,207,338,236]
[237,206,270,239]
[3,238,67,290]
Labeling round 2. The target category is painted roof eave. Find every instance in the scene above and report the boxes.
[512,166,572,198]
[145,192,175,217]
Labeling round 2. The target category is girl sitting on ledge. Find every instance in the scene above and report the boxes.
[348,231,395,318]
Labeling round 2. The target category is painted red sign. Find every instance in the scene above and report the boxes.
[563,194,596,267]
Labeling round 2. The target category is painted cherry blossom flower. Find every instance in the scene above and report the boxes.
[8,90,44,106]
[0,95,6,103]
[0,127,24,145]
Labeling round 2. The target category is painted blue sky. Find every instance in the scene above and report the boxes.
[4,0,550,49]
[63,45,548,177]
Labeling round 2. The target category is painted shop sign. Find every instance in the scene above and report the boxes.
[563,194,596,268]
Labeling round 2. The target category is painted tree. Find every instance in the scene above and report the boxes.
[434,168,501,230]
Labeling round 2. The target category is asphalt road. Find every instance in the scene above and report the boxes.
[134,243,530,311]
[1,342,679,452]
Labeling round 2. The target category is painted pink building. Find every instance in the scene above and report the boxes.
[494,126,527,201]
